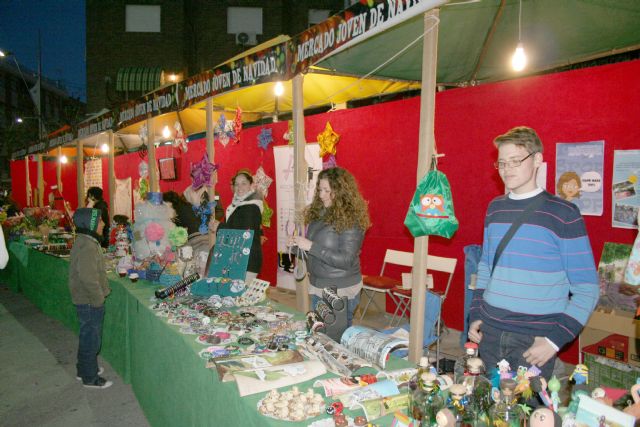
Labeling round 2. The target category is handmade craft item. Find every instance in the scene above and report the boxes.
[257,127,273,150]
[257,387,325,421]
[317,121,339,157]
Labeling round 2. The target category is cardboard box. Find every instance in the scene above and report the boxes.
[582,352,640,390]
[580,308,640,367]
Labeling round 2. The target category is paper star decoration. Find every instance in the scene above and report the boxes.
[214,114,236,147]
[233,107,242,144]
[283,120,294,145]
[254,166,273,198]
[262,200,274,228]
[257,128,273,150]
[323,154,337,170]
[190,153,218,190]
[173,121,187,152]
[138,123,148,144]
[317,121,339,157]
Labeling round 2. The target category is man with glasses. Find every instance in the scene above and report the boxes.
[467,126,599,379]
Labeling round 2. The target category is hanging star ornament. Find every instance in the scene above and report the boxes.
[317,121,339,157]
[190,153,218,190]
[138,123,148,144]
[262,200,274,228]
[233,107,242,144]
[283,120,295,145]
[323,154,337,170]
[257,128,273,150]
[214,114,236,147]
[173,121,187,152]
[254,166,273,198]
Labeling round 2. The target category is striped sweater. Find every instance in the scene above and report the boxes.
[469,191,599,349]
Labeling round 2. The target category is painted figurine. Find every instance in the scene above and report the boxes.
[497,359,512,379]
[547,375,561,412]
[530,407,562,427]
[569,364,588,385]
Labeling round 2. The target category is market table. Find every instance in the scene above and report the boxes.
[0,242,411,426]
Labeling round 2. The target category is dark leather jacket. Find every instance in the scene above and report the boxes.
[306,220,364,289]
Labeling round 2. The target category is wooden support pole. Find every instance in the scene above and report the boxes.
[56,146,62,193]
[76,140,84,208]
[25,156,32,207]
[408,9,440,363]
[292,74,310,313]
[108,130,115,221]
[147,117,159,192]
[206,98,217,248]
[206,98,215,163]
[36,154,44,207]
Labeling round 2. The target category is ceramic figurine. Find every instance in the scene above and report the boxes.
[530,376,553,409]
[624,381,640,418]
[435,408,456,427]
[569,364,588,385]
[547,375,561,412]
[530,407,562,427]
[497,359,512,379]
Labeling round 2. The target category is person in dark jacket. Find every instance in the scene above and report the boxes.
[290,167,370,326]
[69,208,112,389]
[86,186,110,248]
[211,169,263,284]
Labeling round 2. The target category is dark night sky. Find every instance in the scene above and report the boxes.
[0,0,86,101]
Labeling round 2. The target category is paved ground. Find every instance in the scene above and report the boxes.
[0,286,149,427]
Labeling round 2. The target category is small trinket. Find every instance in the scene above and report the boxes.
[354,415,367,426]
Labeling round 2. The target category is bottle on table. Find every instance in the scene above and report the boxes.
[453,342,478,384]
[489,379,524,427]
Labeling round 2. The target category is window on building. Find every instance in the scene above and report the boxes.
[227,7,262,46]
[126,5,161,33]
[308,9,331,27]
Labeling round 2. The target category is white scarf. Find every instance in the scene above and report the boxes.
[226,191,263,220]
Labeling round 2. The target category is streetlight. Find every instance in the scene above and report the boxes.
[273,81,284,123]
[0,47,45,140]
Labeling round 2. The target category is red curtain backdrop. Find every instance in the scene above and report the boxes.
[11,59,640,363]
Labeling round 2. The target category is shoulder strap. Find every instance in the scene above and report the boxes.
[491,193,548,275]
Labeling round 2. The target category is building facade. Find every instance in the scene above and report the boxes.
[0,59,84,187]
[86,0,350,113]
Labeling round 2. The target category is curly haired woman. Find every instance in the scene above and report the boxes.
[290,167,370,327]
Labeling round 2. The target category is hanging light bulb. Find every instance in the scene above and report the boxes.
[511,42,527,72]
[60,155,68,164]
[162,125,171,139]
[511,0,527,72]
[101,143,109,153]
[274,81,284,97]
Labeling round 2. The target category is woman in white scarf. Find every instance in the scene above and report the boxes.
[213,170,263,284]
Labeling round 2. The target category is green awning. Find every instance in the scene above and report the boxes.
[116,67,164,92]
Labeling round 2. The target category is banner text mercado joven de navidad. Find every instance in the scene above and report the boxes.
[290,0,446,75]
[179,43,287,109]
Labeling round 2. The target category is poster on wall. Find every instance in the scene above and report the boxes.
[83,159,103,198]
[555,141,604,216]
[612,150,640,229]
[274,143,322,290]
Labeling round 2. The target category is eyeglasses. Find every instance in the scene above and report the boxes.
[494,152,536,170]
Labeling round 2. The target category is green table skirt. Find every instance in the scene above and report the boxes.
[0,242,409,426]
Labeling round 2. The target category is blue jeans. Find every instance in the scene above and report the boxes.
[76,304,105,383]
[478,322,555,379]
[311,294,360,327]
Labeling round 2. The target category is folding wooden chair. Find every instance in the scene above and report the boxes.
[359,249,413,321]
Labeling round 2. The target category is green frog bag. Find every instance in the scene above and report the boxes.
[404,169,459,238]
